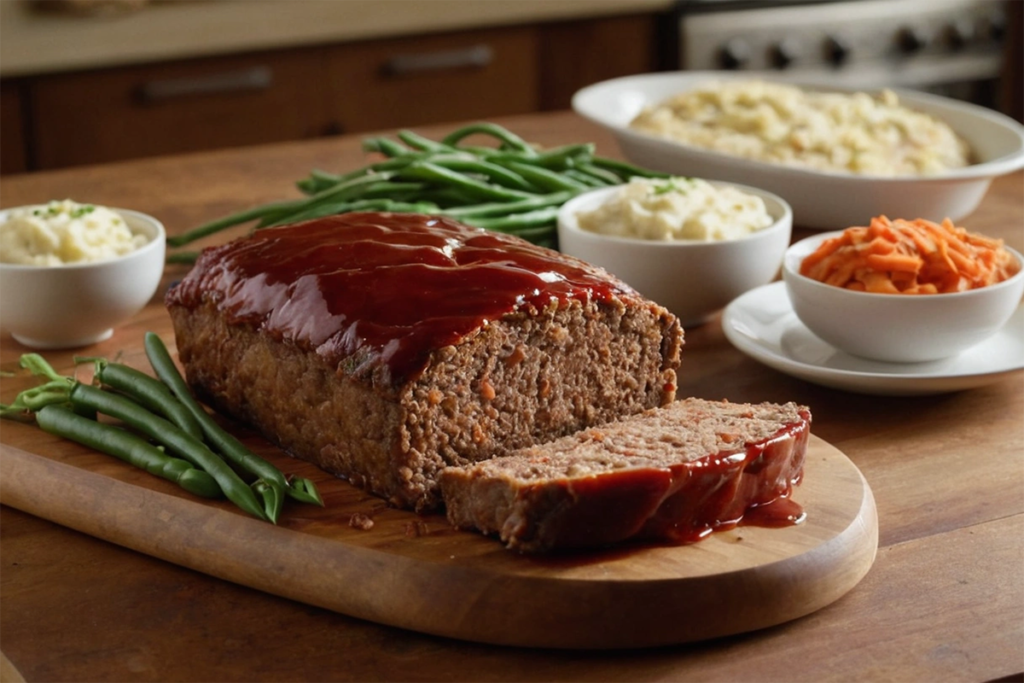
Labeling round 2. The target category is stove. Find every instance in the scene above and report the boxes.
[673,0,1010,109]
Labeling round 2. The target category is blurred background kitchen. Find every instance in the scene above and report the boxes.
[1,0,1020,176]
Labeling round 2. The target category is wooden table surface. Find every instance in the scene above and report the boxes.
[1,111,1022,683]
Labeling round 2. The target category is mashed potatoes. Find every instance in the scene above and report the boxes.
[0,199,149,266]
[576,177,773,241]
[630,80,972,177]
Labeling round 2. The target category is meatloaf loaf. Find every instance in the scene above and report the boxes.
[165,212,683,511]
[440,398,810,552]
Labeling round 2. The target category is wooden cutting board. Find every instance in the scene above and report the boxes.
[0,338,877,650]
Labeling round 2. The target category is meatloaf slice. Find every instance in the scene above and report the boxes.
[440,398,810,552]
[166,212,683,511]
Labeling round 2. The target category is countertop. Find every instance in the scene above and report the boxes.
[0,0,674,78]
[0,110,1022,682]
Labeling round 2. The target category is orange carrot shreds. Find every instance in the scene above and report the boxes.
[798,216,1022,294]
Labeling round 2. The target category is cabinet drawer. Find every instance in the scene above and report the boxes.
[327,26,539,133]
[30,49,332,169]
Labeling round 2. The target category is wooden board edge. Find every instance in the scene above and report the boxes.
[0,439,879,649]
[462,461,880,648]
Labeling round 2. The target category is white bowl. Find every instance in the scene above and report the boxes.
[572,72,1024,229]
[0,207,165,349]
[557,182,792,327]
[782,232,1024,363]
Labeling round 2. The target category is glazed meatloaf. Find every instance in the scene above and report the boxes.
[166,212,683,511]
[440,398,810,553]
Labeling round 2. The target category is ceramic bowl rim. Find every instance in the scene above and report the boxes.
[0,205,166,272]
[571,71,1024,184]
[557,180,793,248]
[783,230,1024,301]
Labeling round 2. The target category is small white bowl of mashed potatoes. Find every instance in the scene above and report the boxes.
[558,177,792,327]
[0,200,165,349]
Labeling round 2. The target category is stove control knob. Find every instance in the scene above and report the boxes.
[824,34,851,66]
[898,26,930,54]
[770,38,801,69]
[983,8,1007,41]
[719,38,752,70]
[944,18,975,50]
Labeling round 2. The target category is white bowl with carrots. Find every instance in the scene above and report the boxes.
[782,217,1024,363]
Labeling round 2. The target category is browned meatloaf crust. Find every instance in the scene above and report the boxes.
[440,398,810,552]
[166,212,683,511]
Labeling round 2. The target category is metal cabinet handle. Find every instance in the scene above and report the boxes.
[137,66,273,103]
[383,44,494,77]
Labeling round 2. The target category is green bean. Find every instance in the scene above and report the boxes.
[465,222,559,242]
[252,200,314,228]
[563,169,607,188]
[486,143,594,170]
[429,156,538,192]
[166,251,200,265]
[0,381,74,417]
[264,197,439,227]
[495,160,590,193]
[67,383,278,520]
[308,168,346,185]
[19,353,72,384]
[259,174,399,227]
[362,137,411,157]
[441,122,536,155]
[36,405,222,500]
[396,129,456,152]
[463,206,561,233]
[171,122,667,250]
[300,172,398,206]
[143,333,323,507]
[410,186,481,208]
[364,151,439,172]
[252,480,284,522]
[442,191,573,219]
[296,167,378,196]
[396,162,532,203]
[93,361,204,441]
[536,143,596,169]
[590,156,670,180]
[356,181,430,199]
[574,162,624,186]
[166,200,299,248]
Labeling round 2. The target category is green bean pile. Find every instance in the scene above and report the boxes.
[166,122,666,259]
[1,335,323,523]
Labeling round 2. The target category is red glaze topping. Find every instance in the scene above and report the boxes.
[518,411,809,551]
[167,212,639,384]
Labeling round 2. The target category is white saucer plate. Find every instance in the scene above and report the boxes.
[722,282,1024,396]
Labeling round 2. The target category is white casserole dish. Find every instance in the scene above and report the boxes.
[572,72,1024,229]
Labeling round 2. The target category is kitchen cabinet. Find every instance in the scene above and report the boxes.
[538,13,660,110]
[1,13,663,173]
[28,48,334,170]
[323,26,540,134]
[1,81,28,175]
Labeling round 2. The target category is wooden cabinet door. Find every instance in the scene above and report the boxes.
[539,14,660,111]
[1,80,28,174]
[325,26,539,134]
[29,49,334,169]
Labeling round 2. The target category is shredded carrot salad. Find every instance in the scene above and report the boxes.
[799,216,1021,294]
